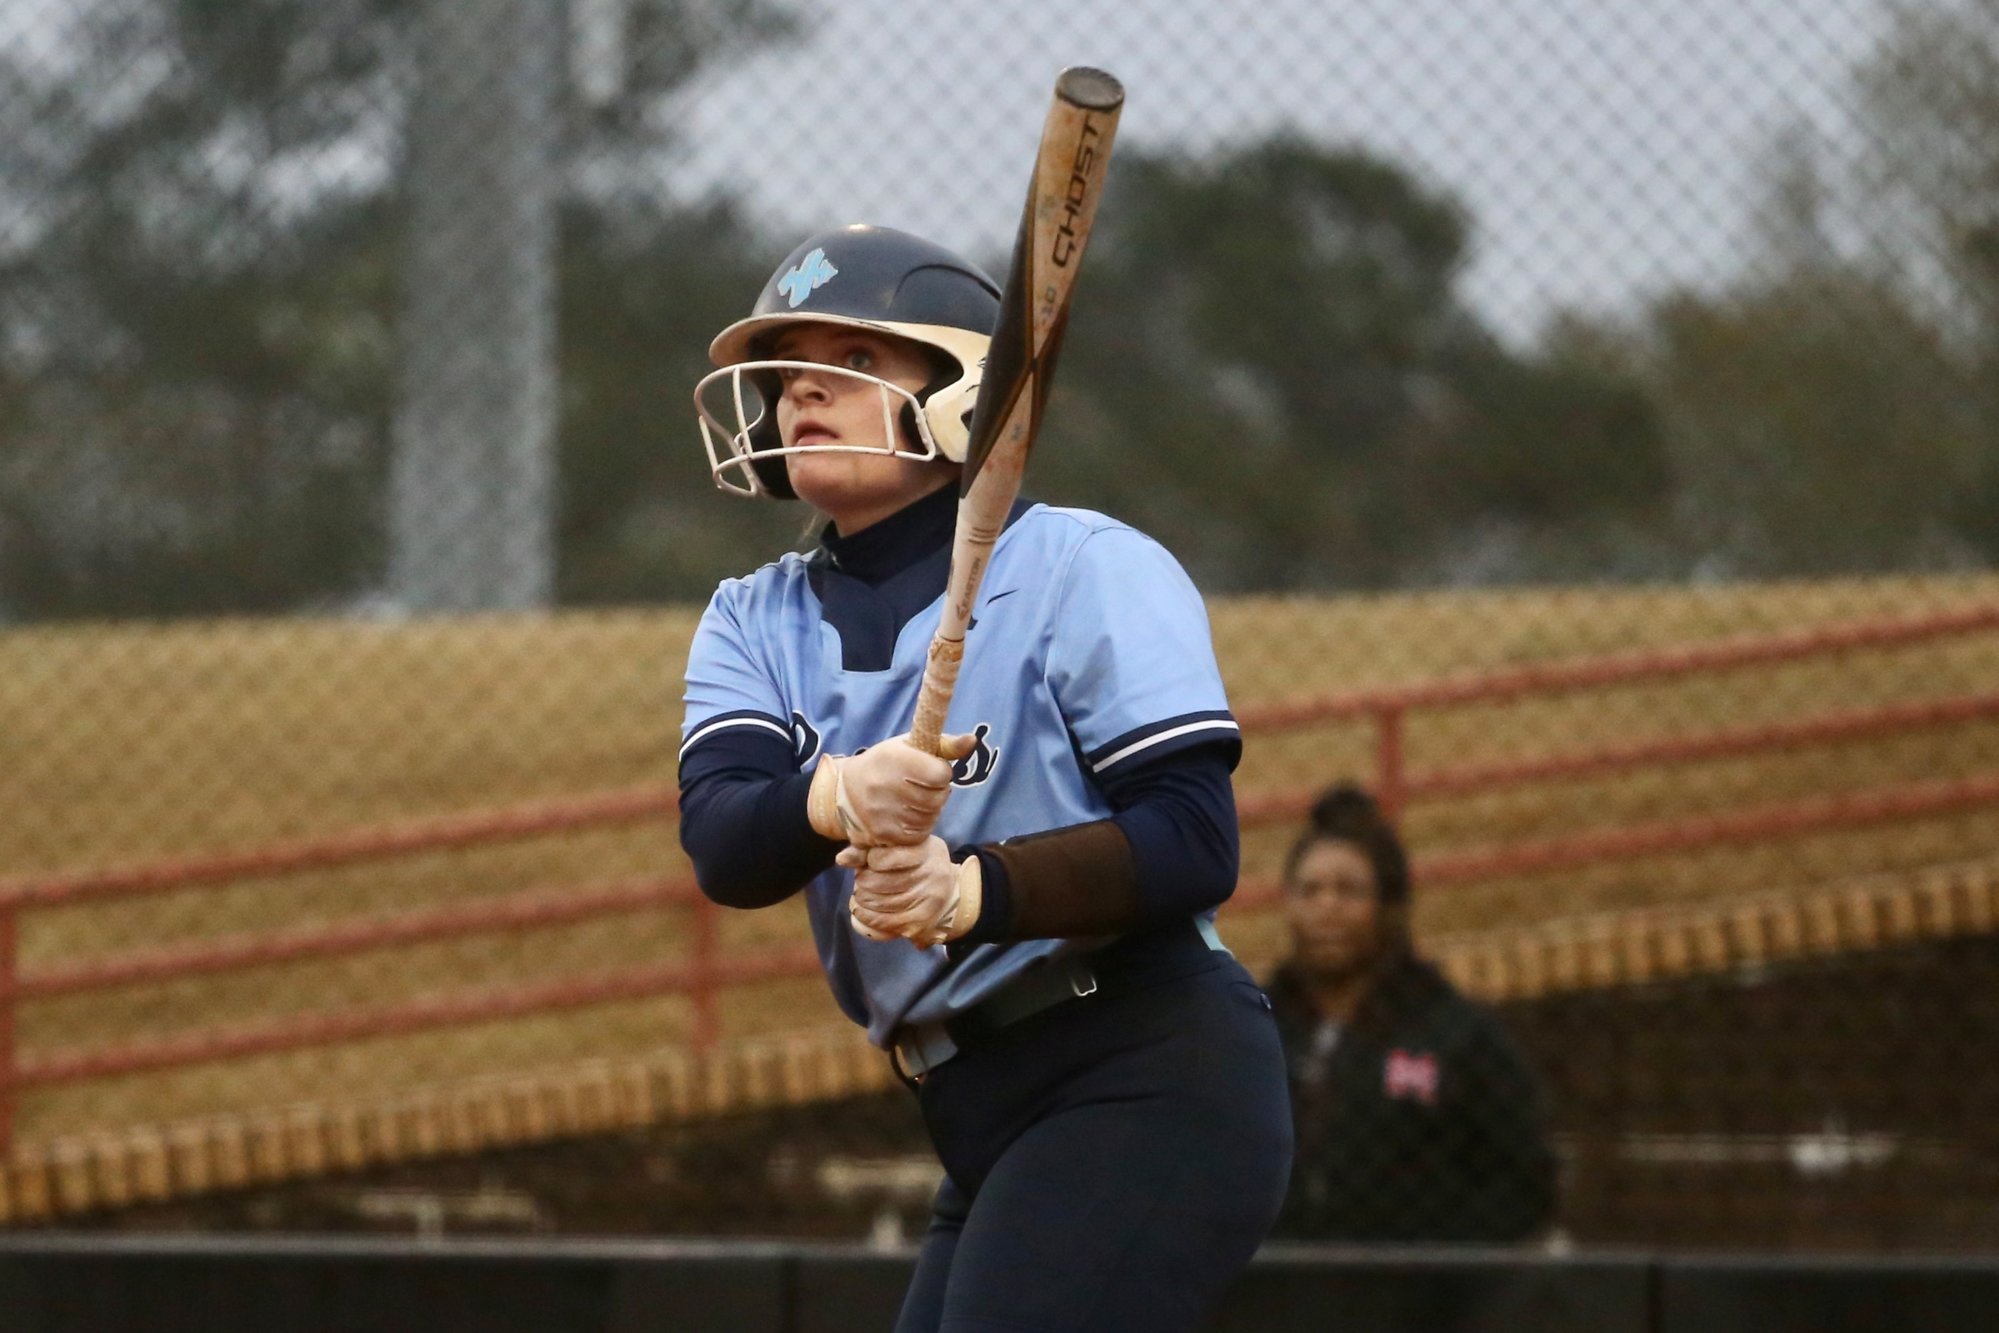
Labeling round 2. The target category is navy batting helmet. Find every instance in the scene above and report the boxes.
[695,225,1001,498]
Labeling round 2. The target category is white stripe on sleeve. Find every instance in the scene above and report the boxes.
[678,714,793,762]
[1089,719,1242,774]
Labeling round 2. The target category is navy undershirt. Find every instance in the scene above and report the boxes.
[678,485,1240,937]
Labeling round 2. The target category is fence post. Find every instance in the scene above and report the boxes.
[1375,704,1407,822]
[690,896,719,1053]
[0,905,15,1154]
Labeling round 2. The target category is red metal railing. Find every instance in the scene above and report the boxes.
[1233,601,1999,818]
[1,605,1997,1153]
[0,786,680,912]
[0,787,685,1152]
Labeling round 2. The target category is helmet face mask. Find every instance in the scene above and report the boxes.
[694,226,1001,501]
[694,354,944,498]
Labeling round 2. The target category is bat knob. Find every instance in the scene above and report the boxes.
[1057,67,1125,111]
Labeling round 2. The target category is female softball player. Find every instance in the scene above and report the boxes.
[683,224,1292,1332]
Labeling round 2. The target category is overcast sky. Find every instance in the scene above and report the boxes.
[663,0,1891,343]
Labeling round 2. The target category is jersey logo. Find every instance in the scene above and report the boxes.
[790,711,824,768]
[950,723,1000,787]
[777,248,839,308]
[1384,1048,1440,1106]
[967,588,1017,632]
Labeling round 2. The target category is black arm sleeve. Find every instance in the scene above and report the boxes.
[678,730,843,909]
[955,740,1239,943]
[1104,744,1240,917]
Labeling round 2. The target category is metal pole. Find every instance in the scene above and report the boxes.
[1375,704,1407,823]
[389,0,562,613]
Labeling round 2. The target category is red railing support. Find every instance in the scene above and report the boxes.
[1375,704,1407,821]
[0,906,15,1155]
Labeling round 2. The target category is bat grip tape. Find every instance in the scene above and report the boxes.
[909,637,965,755]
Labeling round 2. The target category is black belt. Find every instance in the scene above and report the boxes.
[890,918,1227,1078]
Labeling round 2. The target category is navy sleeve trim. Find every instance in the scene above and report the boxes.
[677,720,798,791]
[680,709,794,764]
[1086,709,1240,776]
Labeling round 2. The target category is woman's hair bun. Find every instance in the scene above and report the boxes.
[1310,781,1380,831]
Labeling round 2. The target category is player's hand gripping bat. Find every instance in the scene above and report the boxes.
[907,66,1125,756]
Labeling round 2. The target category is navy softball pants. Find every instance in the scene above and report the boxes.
[893,926,1294,1333]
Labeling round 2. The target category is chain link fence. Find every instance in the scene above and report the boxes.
[3,0,1999,1252]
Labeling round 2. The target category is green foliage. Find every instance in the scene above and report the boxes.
[1045,138,1670,591]
[0,6,378,617]
[1641,269,1985,576]
[1587,0,1999,580]
[0,0,803,621]
[6,0,1998,618]
[1859,0,1999,337]
[554,199,801,605]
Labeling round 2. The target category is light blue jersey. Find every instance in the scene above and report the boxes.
[679,504,1239,1046]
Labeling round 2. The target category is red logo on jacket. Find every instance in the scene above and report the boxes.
[1383,1048,1440,1105]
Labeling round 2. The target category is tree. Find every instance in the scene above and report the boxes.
[0,0,410,618]
[1639,268,1984,578]
[1042,137,1669,591]
[554,197,799,605]
[1852,0,1999,561]
[1574,8,1999,581]
[0,0,802,621]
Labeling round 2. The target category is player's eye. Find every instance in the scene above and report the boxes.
[841,347,875,373]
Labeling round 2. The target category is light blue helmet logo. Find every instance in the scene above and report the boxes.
[777,248,839,308]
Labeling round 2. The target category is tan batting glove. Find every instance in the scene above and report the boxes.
[841,837,984,948]
[806,732,976,847]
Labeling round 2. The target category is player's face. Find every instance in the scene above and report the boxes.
[771,325,957,533]
[1283,838,1383,979]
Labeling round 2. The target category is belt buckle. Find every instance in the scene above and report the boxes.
[1070,967,1098,998]
[895,1022,957,1079]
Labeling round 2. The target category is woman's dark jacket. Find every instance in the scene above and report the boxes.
[1264,952,1557,1243]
